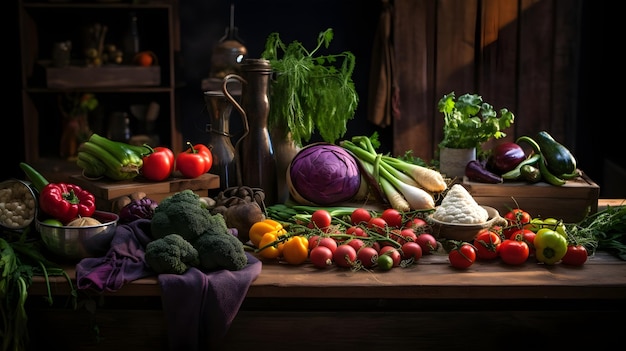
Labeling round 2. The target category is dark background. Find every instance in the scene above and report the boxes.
[7,1,620,197]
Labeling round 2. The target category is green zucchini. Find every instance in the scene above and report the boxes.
[534,131,577,176]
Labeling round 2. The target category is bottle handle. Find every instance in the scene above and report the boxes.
[222,74,249,186]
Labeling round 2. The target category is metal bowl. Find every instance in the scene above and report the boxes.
[428,205,507,242]
[36,210,119,260]
[0,179,38,230]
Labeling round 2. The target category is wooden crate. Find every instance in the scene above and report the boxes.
[46,65,161,88]
[70,173,219,211]
[461,172,599,223]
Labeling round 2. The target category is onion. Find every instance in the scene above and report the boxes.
[488,142,527,174]
[287,143,361,206]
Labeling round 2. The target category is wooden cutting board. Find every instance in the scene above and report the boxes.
[70,173,219,200]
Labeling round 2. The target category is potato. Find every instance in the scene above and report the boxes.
[223,202,266,244]
[67,217,102,227]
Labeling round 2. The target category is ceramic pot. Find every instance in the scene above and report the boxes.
[439,147,476,178]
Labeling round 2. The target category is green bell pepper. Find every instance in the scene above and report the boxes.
[534,228,568,265]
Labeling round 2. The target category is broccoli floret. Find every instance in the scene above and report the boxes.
[194,217,248,271]
[145,234,200,274]
[150,190,212,242]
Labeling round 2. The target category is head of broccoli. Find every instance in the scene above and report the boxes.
[144,234,200,275]
[150,190,212,243]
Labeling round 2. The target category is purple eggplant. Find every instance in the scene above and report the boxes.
[488,142,527,174]
[465,160,503,184]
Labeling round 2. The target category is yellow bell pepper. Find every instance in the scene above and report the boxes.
[249,219,286,247]
[534,228,568,265]
[282,236,309,265]
[257,232,284,259]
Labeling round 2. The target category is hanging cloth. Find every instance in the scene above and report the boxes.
[367,0,401,127]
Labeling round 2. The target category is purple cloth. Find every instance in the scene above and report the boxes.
[76,219,154,292]
[158,253,261,351]
[75,218,262,350]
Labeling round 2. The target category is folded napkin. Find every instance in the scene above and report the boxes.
[76,219,154,292]
[158,253,261,350]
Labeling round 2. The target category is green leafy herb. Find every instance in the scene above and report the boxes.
[566,205,626,260]
[437,92,515,149]
[261,28,358,147]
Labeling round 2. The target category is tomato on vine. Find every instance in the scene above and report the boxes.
[350,208,372,225]
[473,229,501,260]
[381,208,403,228]
[448,242,477,269]
[311,209,332,230]
[503,208,532,239]
[499,237,529,265]
[561,244,588,266]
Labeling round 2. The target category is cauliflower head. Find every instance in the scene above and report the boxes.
[432,184,488,224]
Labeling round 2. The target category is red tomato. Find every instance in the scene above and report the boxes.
[176,150,208,178]
[401,241,423,261]
[192,144,213,173]
[473,229,502,260]
[415,233,438,255]
[448,243,476,269]
[404,217,428,230]
[511,228,536,256]
[399,228,418,243]
[379,246,401,267]
[141,146,174,181]
[499,238,530,265]
[503,209,532,239]
[311,209,332,229]
[347,238,366,253]
[381,208,403,228]
[333,244,357,268]
[351,208,372,225]
[309,236,338,254]
[367,217,388,234]
[561,244,588,266]
[357,246,379,268]
[346,226,367,238]
[309,246,334,269]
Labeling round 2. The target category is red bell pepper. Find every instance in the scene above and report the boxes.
[39,183,97,224]
[175,142,213,178]
[141,145,175,181]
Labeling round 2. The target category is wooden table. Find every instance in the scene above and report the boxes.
[25,199,626,351]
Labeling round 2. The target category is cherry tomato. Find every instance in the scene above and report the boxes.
[367,217,388,234]
[308,236,338,254]
[381,208,403,228]
[379,246,401,267]
[357,246,379,268]
[377,254,394,271]
[415,233,438,255]
[311,209,332,230]
[333,244,357,268]
[503,208,532,239]
[346,226,367,238]
[404,217,428,230]
[561,244,588,266]
[448,243,476,269]
[351,208,372,225]
[141,146,174,181]
[473,229,501,260]
[347,238,366,253]
[401,241,423,261]
[511,228,536,256]
[309,246,334,269]
[499,238,529,265]
[399,228,418,244]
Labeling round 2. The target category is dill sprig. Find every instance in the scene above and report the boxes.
[261,28,358,147]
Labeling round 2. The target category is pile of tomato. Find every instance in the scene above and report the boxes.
[256,206,589,271]
[253,208,439,271]
[450,208,588,269]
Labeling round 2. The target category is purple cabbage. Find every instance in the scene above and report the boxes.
[119,197,159,223]
[288,143,361,205]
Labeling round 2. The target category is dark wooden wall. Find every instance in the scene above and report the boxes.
[392,0,583,160]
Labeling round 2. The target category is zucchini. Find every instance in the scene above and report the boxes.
[534,131,577,176]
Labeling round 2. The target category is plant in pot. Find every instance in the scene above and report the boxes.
[260,28,359,202]
[437,92,515,178]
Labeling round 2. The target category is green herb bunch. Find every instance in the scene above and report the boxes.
[261,28,358,147]
[437,92,514,150]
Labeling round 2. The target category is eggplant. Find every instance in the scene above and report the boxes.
[489,142,527,174]
[465,160,503,184]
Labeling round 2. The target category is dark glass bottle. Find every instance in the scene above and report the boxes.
[222,59,277,205]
